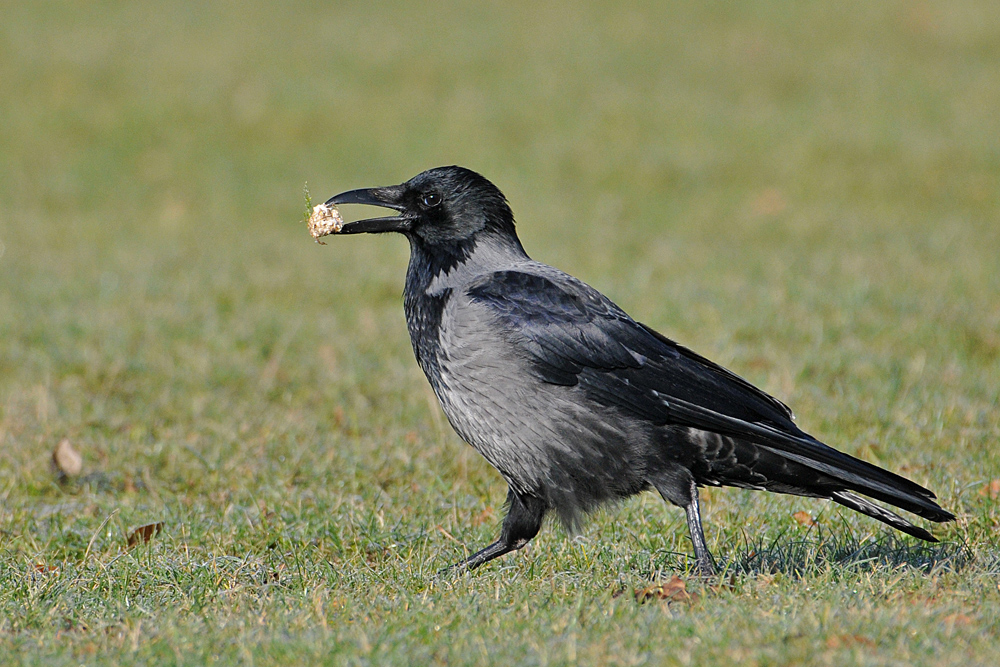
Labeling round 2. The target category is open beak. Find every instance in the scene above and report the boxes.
[325,185,415,234]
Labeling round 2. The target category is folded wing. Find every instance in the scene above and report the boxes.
[467,269,954,531]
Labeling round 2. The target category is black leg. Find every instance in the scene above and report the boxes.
[683,490,716,577]
[447,488,546,572]
[651,469,717,577]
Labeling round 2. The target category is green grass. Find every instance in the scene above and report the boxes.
[2,1,999,664]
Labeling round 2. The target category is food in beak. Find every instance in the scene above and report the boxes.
[307,203,344,244]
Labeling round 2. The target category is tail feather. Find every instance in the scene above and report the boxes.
[668,398,949,520]
[830,491,944,542]
[815,456,956,525]
[663,397,955,539]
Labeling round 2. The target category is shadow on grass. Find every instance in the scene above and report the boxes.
[722,526,972,578]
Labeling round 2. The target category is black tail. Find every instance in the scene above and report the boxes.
[830,490,947,542]
[667,397,955,534]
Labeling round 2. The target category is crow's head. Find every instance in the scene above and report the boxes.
[325,166,516,245]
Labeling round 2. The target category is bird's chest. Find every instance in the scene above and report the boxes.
[408,292,547,480]
[403,287,451,392]
[404,289,494,412]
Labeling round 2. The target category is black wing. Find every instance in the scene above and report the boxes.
[467,270,794,429]
[467,269,952,522]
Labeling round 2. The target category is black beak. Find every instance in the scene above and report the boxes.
[325,185,415,234]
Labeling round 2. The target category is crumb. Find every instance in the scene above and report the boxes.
[308,203,344,244]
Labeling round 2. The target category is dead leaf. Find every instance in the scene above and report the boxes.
[126,522,164,549]
[52,439,83,478]
[826,634,875,649]
[943,613,973,627]
[749,188,787,216]
[635,575,695,604]
[793,511,817,527]
[979,479,1000,499]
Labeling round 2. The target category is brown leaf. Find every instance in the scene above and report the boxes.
[635,575,695,604]
[635,584,660,603]
[826,634,875,649]
[749,188,787,217]
[943,613,973,627]
[52,439,83,478]
[979,479,1000,500]
[793,511,817,527]
[126,522,164,549]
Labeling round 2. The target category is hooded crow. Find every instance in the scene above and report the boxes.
[323,166,954,575]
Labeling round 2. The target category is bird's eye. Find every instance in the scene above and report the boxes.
[420,192,442,208]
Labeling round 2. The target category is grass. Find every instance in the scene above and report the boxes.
[2,0,999,664]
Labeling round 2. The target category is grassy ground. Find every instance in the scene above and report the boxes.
[2,1,999,664]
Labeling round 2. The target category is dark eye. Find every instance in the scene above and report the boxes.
[420,192,441,208]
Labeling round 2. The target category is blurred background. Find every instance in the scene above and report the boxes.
[1,0,998,558]
[2,2,1000,661]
